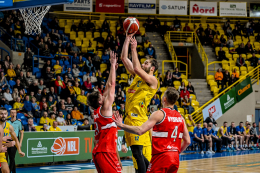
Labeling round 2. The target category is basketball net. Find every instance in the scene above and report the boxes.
[19,6,51,35]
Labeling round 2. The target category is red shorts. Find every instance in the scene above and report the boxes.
[147,152,179,173]
[92,152,121,173]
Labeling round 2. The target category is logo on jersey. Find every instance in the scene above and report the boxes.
[135,136,139,141]
[168,117,183,122]
[167,145,178,151]
[137,81,142,87]
[128,89,136,93]
[131,113,138,117]
[51,137,79,155]
[139,102,144,108]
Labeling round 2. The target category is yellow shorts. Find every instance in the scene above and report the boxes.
[133,145,152,169]
[0,152,7,163]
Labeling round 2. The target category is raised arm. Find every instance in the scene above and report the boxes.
[130,38,158,89]
[121,34,135,76]
[113,110,163,136]
[102,51,117,112]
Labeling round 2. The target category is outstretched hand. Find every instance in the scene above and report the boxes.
[112,111,123,128]
[126,31,137,41]
[110,51,118,67]
[130,37,137,50]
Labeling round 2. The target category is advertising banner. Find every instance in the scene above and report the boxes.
[96,0,124,13]
[159,0,187,15]
[220,87,237,114]
[190,1,217,16]
[64,0,92,12]
[250,3,260,17]
[16,131,131,164]
[128,0,156,14]
[219,2,247,17]
[236,77,253,102]
[202,98,223,120]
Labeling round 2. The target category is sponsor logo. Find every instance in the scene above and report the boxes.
[208,105,216,114]
[192,4,215,14]
[167,145,178,151]
[167,117,183,122]
[134,136,139,141]
[128,89,136,93]
[161,5,167,9]
[131,113,138,117]
[230,4,236,8]
[37,141,42,147]
[31,141,48,155]
[223,94,235,110]
[238,84,251,95]
[129,3,155,9]
[51,137,79,155]
[99,3,121,8]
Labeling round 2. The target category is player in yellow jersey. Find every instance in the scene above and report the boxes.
[244,123,251,149]
[121,33,159,173]
[217,121,233,152]
[0,107,25,173]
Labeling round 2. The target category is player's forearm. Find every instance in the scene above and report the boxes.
[13,135,21,152]
[121,38,130,61]
[132,48,141,72]
[19,131,24,146]
[120,123,144,136]
[180,137,191,153]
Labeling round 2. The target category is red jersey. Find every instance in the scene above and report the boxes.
[152,108,184,155]
[92,106,118,154]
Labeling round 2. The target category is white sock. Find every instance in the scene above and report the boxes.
[240,145,243,148]
[210,147,212,151]
[254,144,257,147]
[245,144,248,148]
[231,144,234,148]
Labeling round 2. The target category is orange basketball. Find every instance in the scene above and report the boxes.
[123,17,140,34]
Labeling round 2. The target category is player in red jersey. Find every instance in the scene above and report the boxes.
[87,51,122,173]
[113,87,190,173]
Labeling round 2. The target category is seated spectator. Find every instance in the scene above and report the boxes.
[77,90,88,114]
[65,114,73,125]
[180,87,190,101]
[40,124,49,131]
[215,68,223,88]
[71,43,80,54]
[3,88,13,105]
[247,26,254,37]
[28,80,38,94]
[146,44,155,58]
[226,27,233,38]
[12,88,19,102]
[0,72,10,92]
[193,123,204,154]
[17,71,29,87]
[38,79,44,91]
[59,104,68,120]
[86,56,94,73]
[50,106,58,117]
[65,97,74,113]
[47,96,57,111]
[40,111,50,125]
[182,95,193,114]
[54,75,66,94]
[19,89,26,102]
[13,97,24,112]
[223,70,230,87]
[226,36,234,48]
[56,111,66,126]
[92,53,101,70]
[236,43,246,54]
[247,53,259,67]
[24,118,36,131]
[232,26,241,37]
[163,72,173,87]
[71,106,84,120]
[86,19,95,32]
[42,44,51,57]
[144,16,153,32]
[178,82,185,92]
[72,64,80,78]
[83,72,90,83]
[14,64,22,77]
[183,23,190,31]
[236,55,246,67]
[245,41,253,54]
[205,112,217,126]
[97,72,105,86]
[31,97,40,118]
[160,22,169,36]
[173,16,181,29]
[172,68,182,82]
[232,69,239,80]
[23,95,33,118]
[78,56,85,72]
[49,121,62,131]
[153,16,160,32]
[218,47,228,61]
[236,122,246,150]
[187,82,195,95]
[128,74,134,86]
[185,114,195,132]
[4,55,12,71]
[7,64,16,79]
[44,67,54,85]
[212,34,221,48]
[144,39,151,50]
[26,72,33,85]
[255,33,260,42]
[101,51,109,64]
[220,34,227,47]
[101,20,110,33]
[84,78,92,92]
[53,60,63,75]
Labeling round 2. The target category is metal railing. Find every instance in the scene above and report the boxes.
[191,66,260,123]
[162,60,188,77]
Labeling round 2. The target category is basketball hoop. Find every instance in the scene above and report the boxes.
[19,6,51,35]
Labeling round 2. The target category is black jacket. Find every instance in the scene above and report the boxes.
[205,117,217,125]
[24,124,36,132]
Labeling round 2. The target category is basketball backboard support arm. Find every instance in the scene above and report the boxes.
[0,0,74,11]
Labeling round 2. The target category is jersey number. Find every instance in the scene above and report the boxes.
[171,126,183,142]
[94,122,99,136]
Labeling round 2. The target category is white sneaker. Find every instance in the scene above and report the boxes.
[211,150,215,154]
[206,150,212,154]
[200,151,204,154]
[236,147,240,151]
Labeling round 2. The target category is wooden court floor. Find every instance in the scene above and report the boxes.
[58,153,260,173]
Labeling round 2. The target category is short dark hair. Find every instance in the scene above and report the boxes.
[10,109,16,112]
[208,124,212,127]
[240,121,243,124]
[253,122,256,125]
[87,91,100,109]
[224,121,227,124]
[0,107,7,111]
[149,58,158,73]
[247,123,251,126]
[164,87,179,105]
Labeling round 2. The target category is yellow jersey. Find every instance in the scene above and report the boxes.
[125,75,159,124]
[49,126,62,131]
[217,126,227,138]
[245,128,250,135]
[185,116,195,132]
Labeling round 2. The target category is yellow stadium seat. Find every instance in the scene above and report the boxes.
[248,66,254,72]
[240,66,247,72]
[190,94,196,101]
[207,75,214,83]
[178,108,185,115]
[226,54,232,60]
[213,87,220,97]
[186,37,192,43]
[222,47,228,51]
[94,32,100,38]
[211,85,217,92]
[241,71,247,76]
[215,47,220,56]
[100,64,107,69]
[82,48,88,53]
[183,80,189,86]
[64,26,71,34]
[59,22,65,28]
[121,73,128,80]
[247,54,252,59]
[140,58,146,64]
[235,35,241,41]
[100,67,106,73]
[138,52,145,57]
[119,80,128,84]
[173,81,181,87]
[232,66,239,72]
[181,74,187,80]
[102,32,108,40]
[160,87,167,93]
[75,40,82,47]
[70,32,76,40]
[191,100,199,107]
[78,31,84,38]
[97,51,102,57]
[233,54,239,59]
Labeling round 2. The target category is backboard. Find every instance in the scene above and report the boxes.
[0,0,74,11]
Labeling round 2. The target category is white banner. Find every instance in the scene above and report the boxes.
[219,2,247,17]
[190,1,217,16]
[159,0,187,15]
[128,0,156,14]
[202,98,223,121]
[64,0,93,12]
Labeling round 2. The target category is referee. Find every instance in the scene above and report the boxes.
[7,109,24,173]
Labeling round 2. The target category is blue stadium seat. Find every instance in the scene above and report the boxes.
[64,60,70,66]
[59,30,64,35]
[17,113,26,120]
[8,80,16,89]
[51,59,56,66]
[78,72,83,76]
[22,36,28,42]
[53,40,58,45]
[82,57,87,61]
[33,67,40,75]
[36,72,42,79]
[4,104,12,112]
[24,89,27,94]
[77,121,83,125]
[22,120,28,125]
[59,60,64,66]
[72,119,77,125]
